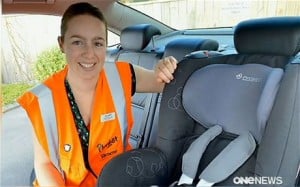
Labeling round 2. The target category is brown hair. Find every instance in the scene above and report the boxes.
[60,2,108,43]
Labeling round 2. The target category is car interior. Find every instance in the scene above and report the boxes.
[2,0,300,186]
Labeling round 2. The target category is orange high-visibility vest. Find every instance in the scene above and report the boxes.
[18,62,134,186]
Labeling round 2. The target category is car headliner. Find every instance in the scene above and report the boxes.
[2,0,173,35]
[2,0,114,15]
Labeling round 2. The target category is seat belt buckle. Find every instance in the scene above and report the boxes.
[129,134,142,148]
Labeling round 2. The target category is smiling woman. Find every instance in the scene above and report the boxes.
[15,2,176,187]
[58,13,107,81]
[2,0,300,187]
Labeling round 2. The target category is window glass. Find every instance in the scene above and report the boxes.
[108,31,120,46]
[121,0,300,29]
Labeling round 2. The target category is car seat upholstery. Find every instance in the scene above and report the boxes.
[114,24,220,149]
[144,39,219,148]
[98,16,300,187]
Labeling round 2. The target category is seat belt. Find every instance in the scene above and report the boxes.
[129,93,154,148]
[178,125,223,185]
[196,132,256,187]
[296,163,300,186]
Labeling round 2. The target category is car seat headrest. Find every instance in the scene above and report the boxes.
[234,16,300,56]
[120,24,161,50]
[182,64,283,142]
[163,38,219,61]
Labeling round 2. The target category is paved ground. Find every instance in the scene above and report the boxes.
[1,105,34,186]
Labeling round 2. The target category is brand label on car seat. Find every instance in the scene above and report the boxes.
[236,73,262,82]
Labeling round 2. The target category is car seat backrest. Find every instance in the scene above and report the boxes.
[182,63,283,143]
[145,38,220,148]
[234,16,300,56]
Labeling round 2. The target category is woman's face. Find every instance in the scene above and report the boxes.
[59,14,107,80]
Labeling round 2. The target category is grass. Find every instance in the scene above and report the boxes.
[2,83,34,105]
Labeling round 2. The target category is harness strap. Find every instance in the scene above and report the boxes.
[178,125,222,185]
[196,132,256,187]
[129,93,154,148]
[104,63,128,150]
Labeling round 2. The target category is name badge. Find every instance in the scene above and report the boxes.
[101,112,116,122]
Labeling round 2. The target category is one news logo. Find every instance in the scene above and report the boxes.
[233,176,283,185]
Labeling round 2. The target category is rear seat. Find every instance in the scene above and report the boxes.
[111,24,219,148]
[115,24,162,148]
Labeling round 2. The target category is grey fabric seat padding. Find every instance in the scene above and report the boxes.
[146,38,220,147]
[182,63,283,142]
[177,63,282,186]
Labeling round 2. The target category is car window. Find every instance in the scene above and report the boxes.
[108,31,120,46]
[2,14,120,54]
[2,14,120,83]
[121,0,300,29]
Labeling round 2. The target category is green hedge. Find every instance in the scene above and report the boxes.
[2,83,33,105]
[2,47,66,106]
[33,46,66,81]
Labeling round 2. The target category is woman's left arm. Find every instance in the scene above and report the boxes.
[134,56,177,93]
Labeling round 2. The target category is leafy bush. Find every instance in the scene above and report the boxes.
[33,46,66,81]
[2,83,33,105]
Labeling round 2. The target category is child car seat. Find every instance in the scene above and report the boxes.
[98,16,300,187]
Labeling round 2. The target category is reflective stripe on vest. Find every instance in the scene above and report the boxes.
[30,63,128,178]
[104,63,128,149]
[30,84,64,178]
